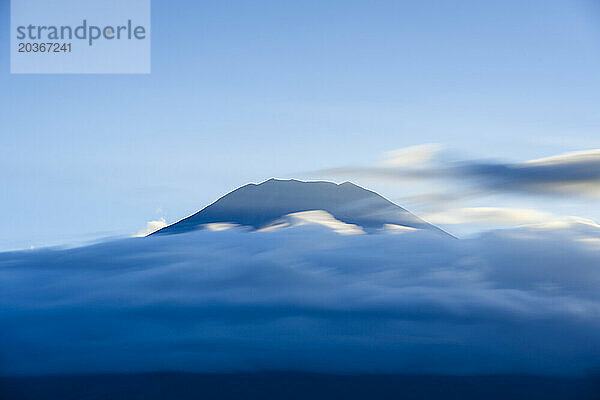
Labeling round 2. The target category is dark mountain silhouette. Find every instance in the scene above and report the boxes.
[151,179,450,236]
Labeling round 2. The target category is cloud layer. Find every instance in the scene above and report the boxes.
[1,224,600,376]
[319,147,600,198]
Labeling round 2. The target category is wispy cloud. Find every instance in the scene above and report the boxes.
[317,147,600,198]
[423,207,555,226]
[378,144,443,168]
[134,218,168,237]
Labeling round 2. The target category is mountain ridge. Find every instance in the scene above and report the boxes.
[151,178,452,237]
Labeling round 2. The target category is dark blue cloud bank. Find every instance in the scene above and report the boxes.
[1,223,600,376]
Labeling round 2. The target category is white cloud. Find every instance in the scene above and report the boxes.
[528,216,600,232]
[383,223,419,233]
[423,207,555,226]
[524,149,600,166]
[379,144,443,168]
[203,222,239,232]
[134,218,168,237]
[283,210,365,235]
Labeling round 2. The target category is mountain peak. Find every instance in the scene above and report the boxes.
[151,179,450,237]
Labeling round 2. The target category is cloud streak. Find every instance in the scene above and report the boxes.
[318,147,600,198]
[423,207,554,226]
[2,224,600,376]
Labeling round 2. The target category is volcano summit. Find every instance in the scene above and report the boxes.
[151,179,450,237]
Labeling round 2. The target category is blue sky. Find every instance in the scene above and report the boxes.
[1,0,600,249]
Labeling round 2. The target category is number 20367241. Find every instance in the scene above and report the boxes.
[18,43,71,53]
